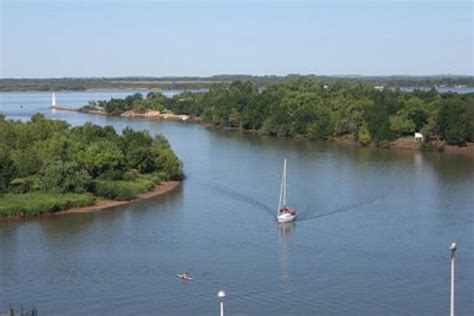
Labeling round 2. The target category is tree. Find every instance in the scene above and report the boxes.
[438,98,471,145]
[389,111,416,137]
[405,97,428,131]
[0,147,17,192]
[357,123,372,145]
[126,147,156,173]
[228,108,241,128]
[79,141,125,177]
[41,160,92,193]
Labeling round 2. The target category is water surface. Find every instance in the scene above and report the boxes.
[0,91,473,315]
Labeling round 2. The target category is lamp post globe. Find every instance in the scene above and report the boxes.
[449,242,456,255]
[218,290,226,300]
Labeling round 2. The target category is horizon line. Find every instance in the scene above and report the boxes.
[1,73,473,80]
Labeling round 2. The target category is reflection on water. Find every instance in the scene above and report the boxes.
[278,222,295,281]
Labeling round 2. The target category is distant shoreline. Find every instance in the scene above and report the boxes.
[2,85,474,93]
[50,105,474,158]
[1,75,473,93]
[333,136,474,158]
[211,125,474,158]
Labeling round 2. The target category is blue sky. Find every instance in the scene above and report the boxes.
[1,0,472,78]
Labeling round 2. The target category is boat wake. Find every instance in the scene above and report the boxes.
[206,182,274,215]
[297,193,388,223]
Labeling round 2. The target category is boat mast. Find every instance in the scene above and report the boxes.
[278,158,288,210]
[283,158,288,207]
[278,159,285,211]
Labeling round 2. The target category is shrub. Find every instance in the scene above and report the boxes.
[378,140,391,148]
[419,142,434,151]
[9,177,34,194]
[93,174,161,201]
[41,160,93,194]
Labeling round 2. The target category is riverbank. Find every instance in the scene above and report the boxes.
[51,106,474,158]
[389,137,474,158]
[51,105,201,122]
[218,128,474,158]
[0,181,181,222]
[56,181,181,215]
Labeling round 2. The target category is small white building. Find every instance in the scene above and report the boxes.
[414,132,424,142]
[374,85,385,91]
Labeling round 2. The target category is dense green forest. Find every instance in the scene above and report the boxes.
[0,114,183,217]
[1,75,473,91]
[91,79,474,147]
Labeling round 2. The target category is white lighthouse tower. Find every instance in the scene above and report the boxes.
[51,92,56,106]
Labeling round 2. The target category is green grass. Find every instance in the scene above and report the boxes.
[93,173,162,201]
[0,192,97,217]
[0,174,163,218]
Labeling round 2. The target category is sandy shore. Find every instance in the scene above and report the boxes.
[55,181,181,215]
[51,105,200,122]
[444,143,474,158]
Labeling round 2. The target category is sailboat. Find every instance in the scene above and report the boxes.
[277,158,296,223]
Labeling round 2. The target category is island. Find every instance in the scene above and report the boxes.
[0,113,184,219]
[77,78,473,150]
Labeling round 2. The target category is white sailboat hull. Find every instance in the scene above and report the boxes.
[277,212,296,223]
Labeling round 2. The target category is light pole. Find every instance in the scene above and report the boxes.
[449,242,457,316]
[217,289,226,316]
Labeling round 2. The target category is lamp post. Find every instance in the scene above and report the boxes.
[217,289,226,316]
[449,242,457,316]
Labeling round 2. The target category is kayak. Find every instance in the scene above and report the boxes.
[176,274,193,280]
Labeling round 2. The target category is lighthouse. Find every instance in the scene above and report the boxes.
[51,92,56,106]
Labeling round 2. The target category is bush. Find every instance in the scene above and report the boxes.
[9,177,34,193]
[41,160,92,193]
[357,123,371,146]
[419,142,434,151]
[123,169,140,181]
[93,174,161,201]
[378,140,391,148]
[97,169,125,181]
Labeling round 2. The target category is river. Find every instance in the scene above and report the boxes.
[0,91,473,315]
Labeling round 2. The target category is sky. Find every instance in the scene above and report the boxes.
[0,0,473,78]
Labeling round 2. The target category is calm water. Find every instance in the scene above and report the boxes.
[0,91,473,315]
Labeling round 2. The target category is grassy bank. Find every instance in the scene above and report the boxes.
[0,192,96,218]
[0,174,165,218]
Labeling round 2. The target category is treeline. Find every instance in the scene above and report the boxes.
[83,92,167,115]
[94,79,473,146]
[171,79,473,146]
[0,114,183,216]
[0,78,215,92]
[1,75,473,91]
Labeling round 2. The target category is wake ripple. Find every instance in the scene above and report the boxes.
[297,193,388,223]
[206,182,274,216]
